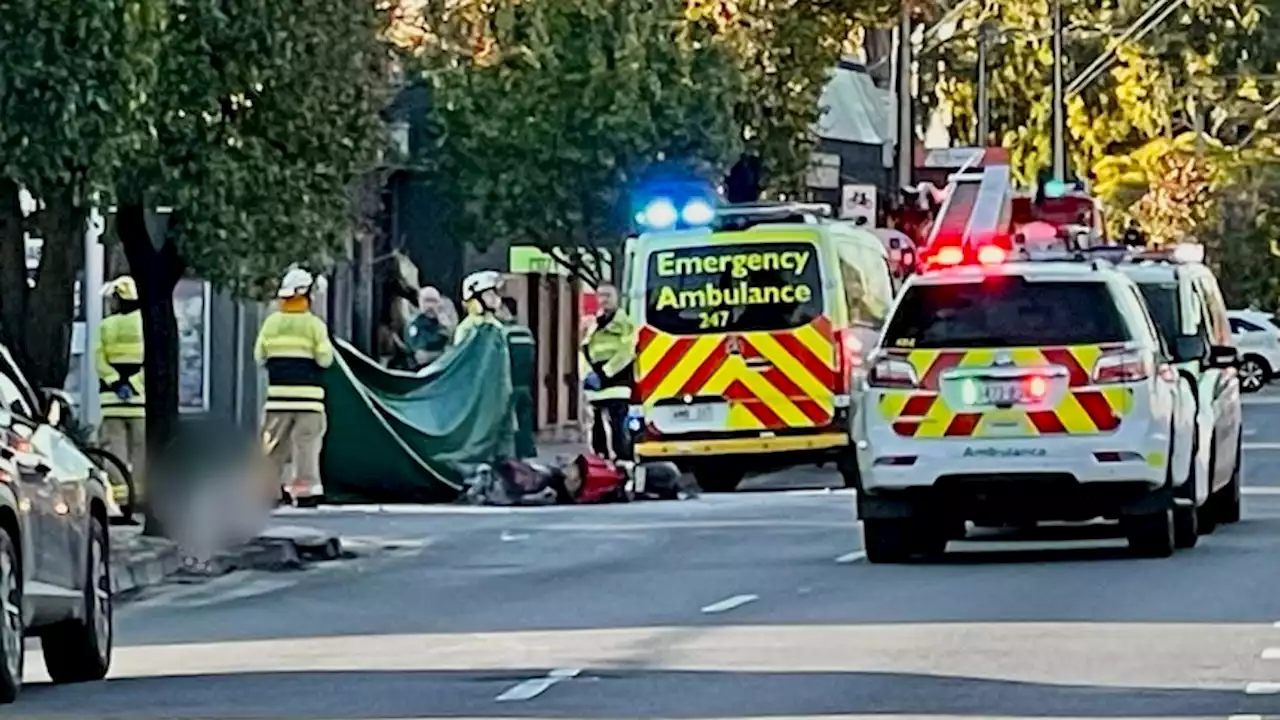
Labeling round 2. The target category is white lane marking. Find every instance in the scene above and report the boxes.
[1229,714,1264,720]
[1244,442,1280,450]
[1243,395,1280,405]
[1262,647,1280,659]
[500,530,530,542]
[700,594,759,614]
[1245,681,1280,694]
[494,668,580,701]
[835,550,867,564]
[1244,427,1258,436]
[1244,487,1280,496]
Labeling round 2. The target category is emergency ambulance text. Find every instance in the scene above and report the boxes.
[651,249,815,326]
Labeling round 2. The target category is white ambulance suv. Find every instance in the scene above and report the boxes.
[852,250,1217,562]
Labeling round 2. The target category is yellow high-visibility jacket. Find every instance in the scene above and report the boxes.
[96,311,145,419]
[453,312,503,346]
[254,309,334,413]
[581,311,636,402]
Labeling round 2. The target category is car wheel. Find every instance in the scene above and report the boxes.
[0,526,23,704]
[862,519,945,563]
[836,450,861,489]
[1173,504,1199,548]
[1238,356,1268,393]
[1122,509,1176,558]
[692,466,745,493]
[42,516,111,684]
[1215,446,1243,525]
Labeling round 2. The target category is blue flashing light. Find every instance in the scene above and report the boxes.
[681,198,715,226]
[640,198,678,230]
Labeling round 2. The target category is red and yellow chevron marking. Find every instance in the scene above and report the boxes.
[637,317,836,431]
[877,345,1134,438]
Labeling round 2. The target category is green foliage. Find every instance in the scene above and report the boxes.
[115,0,389,298]
[0,0,157,197]
[417,0,746,264]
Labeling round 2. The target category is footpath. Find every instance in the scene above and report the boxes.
[110,523,345,598]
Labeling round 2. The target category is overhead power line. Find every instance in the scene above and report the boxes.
[1065,0,1187,97]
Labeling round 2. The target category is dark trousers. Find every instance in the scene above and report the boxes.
[512,388,536,459]
[590,399,632,461]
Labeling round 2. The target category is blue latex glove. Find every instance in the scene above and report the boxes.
[583,371,602,391]
[115,385,133,401]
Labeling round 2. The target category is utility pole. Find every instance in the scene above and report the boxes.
[896,6,913,190]
[81,204,104,429]
[1051,0,1066,181]
[976,22,992,145]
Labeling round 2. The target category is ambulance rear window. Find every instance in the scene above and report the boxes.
[884,278,1129,348]
[644,241,824,335]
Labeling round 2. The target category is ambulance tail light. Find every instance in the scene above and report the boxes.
[834,328,863,394]
[1092,348,1153,384]
[867,355,918,388]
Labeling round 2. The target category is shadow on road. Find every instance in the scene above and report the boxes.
[16,668,1267,718]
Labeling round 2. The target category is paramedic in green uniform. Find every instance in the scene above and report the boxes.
[498,296,537,459]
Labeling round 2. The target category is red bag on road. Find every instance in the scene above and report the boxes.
[573,453,630,504]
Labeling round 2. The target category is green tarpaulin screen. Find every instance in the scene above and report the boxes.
[320,324,514,503]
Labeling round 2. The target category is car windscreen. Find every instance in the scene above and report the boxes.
[644,241,824,335]
[883,277,1130,348]
[1136,282,1180,343]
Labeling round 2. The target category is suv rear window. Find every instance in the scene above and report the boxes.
[644,241,823,335]
[884,278,1130,348]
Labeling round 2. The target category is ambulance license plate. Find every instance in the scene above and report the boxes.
[980,381,1024,406]
[652,402,728,432]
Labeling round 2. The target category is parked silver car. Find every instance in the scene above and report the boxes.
[0,345,113,703]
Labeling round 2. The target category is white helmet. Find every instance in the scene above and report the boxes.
[277,267,314,298]
[462,270,503,301]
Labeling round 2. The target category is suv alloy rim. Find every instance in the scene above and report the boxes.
[0,546,20,682]
[90,536,111,657]
[1240,359,1265,391]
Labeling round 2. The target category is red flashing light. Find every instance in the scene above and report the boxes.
[935,246,964,266]
[977,245,1007,265]
[1025,375,1048,400]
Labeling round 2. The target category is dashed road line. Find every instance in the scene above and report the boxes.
[1243,487,1280,496]
[1229,714,1264,720]
[494,668,580,701]
[1244,442,1280,450]
[1244,682,1280,694]
[835,550,866,564]
[700,594,759,614]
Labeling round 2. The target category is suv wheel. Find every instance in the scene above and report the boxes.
[42,517,111,684]
[1239,355,1268,393]
[0,527,23,704]
[1173,504,1199,548]
[863,519,946,564]
[1123,509,1176,558]
[1215,447,1243,524]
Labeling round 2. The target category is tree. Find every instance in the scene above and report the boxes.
[0,0,157,387]
[111,0,388,533]
[415,0,746,280]
[687,0,896,198]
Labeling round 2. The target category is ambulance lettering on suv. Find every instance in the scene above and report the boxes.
[852,248,1202,563]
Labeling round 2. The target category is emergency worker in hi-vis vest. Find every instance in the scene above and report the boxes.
[581,283,636,461]
[97,275,147,498]
[254,266,334,506]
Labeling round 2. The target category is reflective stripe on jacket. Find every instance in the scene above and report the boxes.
[453,313,502,346]
[582,311,636,402]
[97,311,146,418]
[254,309,334,413]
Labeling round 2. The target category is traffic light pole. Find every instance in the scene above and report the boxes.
[896,6,914,191]
[1051,0,1066,181]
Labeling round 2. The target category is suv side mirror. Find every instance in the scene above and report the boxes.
[1174,336,1207,364]
[40,388,74,429]
[1207,345,1239,369]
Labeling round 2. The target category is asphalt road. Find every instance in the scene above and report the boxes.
[15,395,1280,718]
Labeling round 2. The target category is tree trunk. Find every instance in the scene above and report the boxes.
[0,181,28,361]
[117,202,184,538]
[24,188,83,389]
